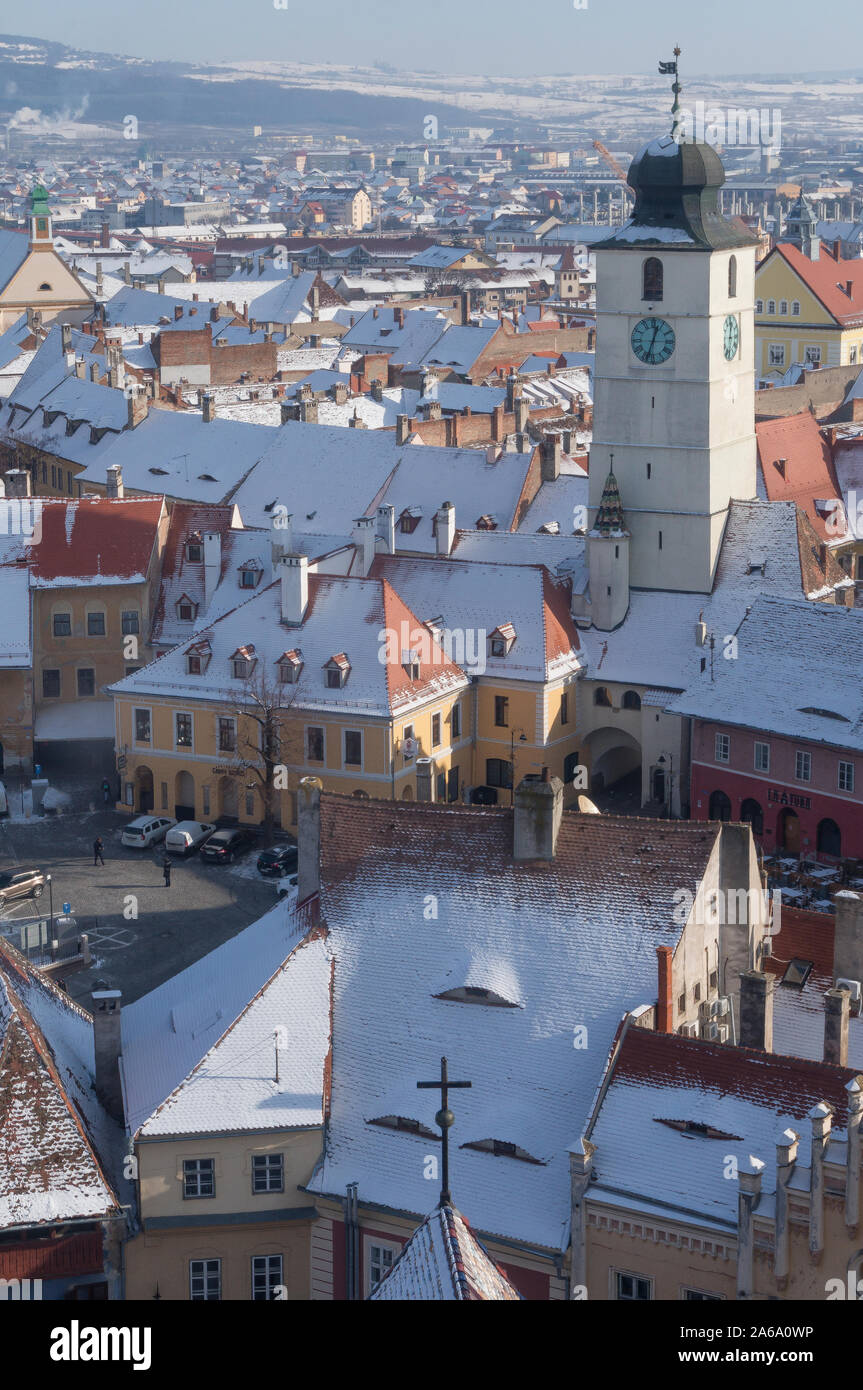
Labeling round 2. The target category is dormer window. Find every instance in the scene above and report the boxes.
[238,561,263,589]
[186,639,211,674]
[325,653,351,688]
[402,648,420,681]
[460,1138,544,1165]
[368,1115,439,1140]
[231,645,257,680]
[176,594,198,622]
[475,514,497,531]
[278,649,303,683]
[434,985,520,1008]
[399,508,422,535]
[488,622,516,658]
[186,537,203,563]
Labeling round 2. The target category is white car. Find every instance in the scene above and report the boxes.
[165,821,216,856]
[121,815,176,848]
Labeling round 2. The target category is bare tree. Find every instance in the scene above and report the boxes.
[221,661,301,847]
[423,266,478,296]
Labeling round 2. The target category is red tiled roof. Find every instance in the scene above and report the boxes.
[763,905,834,985]
[755,411,842,541]
[772,243,863,326]
[28,497,163,583]
[380,578,466,706]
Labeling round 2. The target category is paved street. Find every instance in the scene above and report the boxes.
[0,810,277,1006]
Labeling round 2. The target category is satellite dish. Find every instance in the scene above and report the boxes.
[576,794,601,815]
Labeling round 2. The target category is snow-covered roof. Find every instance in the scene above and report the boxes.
[370,1204,521,1300]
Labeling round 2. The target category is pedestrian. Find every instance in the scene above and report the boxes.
[93,836,105,866]
[162,856,171,889]
[101,778,111,806]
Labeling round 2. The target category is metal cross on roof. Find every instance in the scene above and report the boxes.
[417,1055,472,1208]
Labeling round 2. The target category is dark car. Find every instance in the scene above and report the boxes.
[257,843,299,877]
[200,825,258,864]
[0,867,46,905]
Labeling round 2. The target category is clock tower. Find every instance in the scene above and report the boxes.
[589,74,758,594]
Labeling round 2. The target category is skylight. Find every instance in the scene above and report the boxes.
[797,707,849,722]
[781,958,814,989]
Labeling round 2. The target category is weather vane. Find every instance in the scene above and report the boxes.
[417,1056,472,1208]
[659,46,682,141]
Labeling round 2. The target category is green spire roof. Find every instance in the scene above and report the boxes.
[593,472,627,535]
[30,185,50,217]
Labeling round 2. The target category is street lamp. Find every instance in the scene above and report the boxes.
[46,873,53,934]
[510,729,527,806]
[657,752,673,818]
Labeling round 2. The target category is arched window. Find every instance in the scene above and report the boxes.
[708,790,732,821]
[817,818,841,857]
[767,299,776,315]
[791,300,800,316]
[593,686,612,707]
[642,257,663,301]
[622,690,641,710]
[728,255,737,298]
[38,282,52,291]
[755,299,764,313]
[779,300,788,315]
[740,798,764,836]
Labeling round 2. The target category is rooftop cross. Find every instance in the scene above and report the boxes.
[417,1055,472,1208]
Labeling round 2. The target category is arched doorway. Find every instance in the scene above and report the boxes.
[174,770,195,821]
[740,798,764,836]
[219,775,238,823]
[401,785,414,801]
[817,818,841,857]
[708,790,732,821]
[135,765,154,813]
[582,727,642,802]
[778,807,801,855]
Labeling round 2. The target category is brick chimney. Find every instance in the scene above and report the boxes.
[656,946,673,1032]
[202,393,216,424]
[105,465,124,500]
[174,304,183,321]
[297,775,322,919]
[280,552,308,625]
[833,891,863,985]
[824,986,851,1066]
[739,969,774,1051]
[370,379,384,402]
[396,414,410,445]
[541,435,561,482]
[100,222,110,248]
[91,989,123,1120]
[513,768,563,862]
[515,396,530,433]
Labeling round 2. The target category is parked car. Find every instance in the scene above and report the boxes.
[257,843,298,877]
[276,873,299,900]
[200,825,257,863]
[165,821,216,856]
[0,867,45,905]
[121,815,176,849]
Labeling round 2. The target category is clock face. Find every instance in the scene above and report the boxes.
[631,317,676,365]
[723,313,740,360]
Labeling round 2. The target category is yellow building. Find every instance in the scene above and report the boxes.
[0,187,94,334]
[755,237,863,382]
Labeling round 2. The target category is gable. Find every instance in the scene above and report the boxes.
[1,247,94,308]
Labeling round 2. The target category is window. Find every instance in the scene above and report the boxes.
[245,789,255,817]
[183,1157,215,1199]
[307,726,324,762]
[431,712,441,747]
[326,667,341,689]
[134,708,151,744]
[175,712,193,748]
[344,730,362,766]
[658,530,663,550]
[486,758,512,789]
[42,669,60,698]
[795,749,812,782]
[190,1259,220,1301]
[677,991,686,1015]
[179,603,195,622]
[218,717,236,752]
[233,658,252,679]
[451,703,461,739]
[560,691,569,725]
[779,299,788,315]
[782,958,813,989]
[767,299,776,314]
[768,343,785,367]
[187,655,201,675]
[51,465,57,489]
[494,696,509,727]
[852,347,859,365]
[755,299,763,313]
[368,1242,397,1294]
[694,982,702,1003]
[403,724,415,761]
[683,1288,723,1300]
[728,255,737,298]
[805,345,822,367]
[839,760,855,793]
[490,637,506,658]
[642,256,663,301]
[791,300,800,316]
[53,612,71,637]
[754,741,770,772]
[594,686,611,707]
[77,668,95,697]
[121,611,140,635]
[715,733,730,763]
[87,611,106,636]
[615,1271,652,1301]
[251,1255,283,1301]
[622,690,641,710]
[252,1153,284,1194]
[240,568,258,589]
[187,540,203,562]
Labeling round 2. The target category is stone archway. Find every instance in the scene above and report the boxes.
[709,790,732,821]
[174,770,195,821]
[817,818,841,858]
[581,726,641,798]
[135,765,154,813]
[740,797,764,836]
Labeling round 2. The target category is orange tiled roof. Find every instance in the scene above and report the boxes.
[772,242,863,326]
[755,410,842,541]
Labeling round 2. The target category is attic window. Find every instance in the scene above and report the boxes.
[782,958,814,989]
[476,514,498,531]
[399,508,422,535]
[461,1138,544,1165]
[746,557,766,575]
[655,1118,743,1141]
[186,538,203,563]
[176,595,198,622]
[38,282,52,292]
[239,564,262,589]
[278,649,303,683]
[198,473,218,483]
[489,622,516,658]
[149,467,169,476]
[402,648,420,681]
[231,645,257,679]
[325,654,351,688]
[186,640,210,674]
[434,986,520,1008]
[368,1116,439,1140]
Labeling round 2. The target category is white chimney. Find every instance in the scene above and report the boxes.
[105,465,124,500]
[377,504,395,554]
[280,552,308,626]
[435,500,456,558]
[203,530,221,610]
[352,516,377,575]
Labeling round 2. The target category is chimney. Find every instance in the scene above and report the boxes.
[736,1156,765,1299]
[75,356,87,380]
[513,769,564,862]
[370,379,384,402]
[210,306,219,323]
[833,891,863,986]
[90,362,100,383]
[280,400,294,425]
[202,393,216,424]
[297,776,322,919]
[91,989,123,1120]
[158,278,166,295]
[61,322,72,354]
[203,530,221,609]
[541,435,562,482]
[416,758,433,802]
[563,428,574,454]
[332,382,349,405]
[739,969,774,1051]
[394,305,405,330]
[123,261,131,285]
[105,465,124,500]
[4,469,31,499]
[656,946,673,1032]
[352,516,377,574]
[348,411,367,429]
[174,304,183,321]
[505,370,521,411]
[515,396,530,433]
[377,504,395,554]
[435,500,456,557]
[492,402,505,441]
[300,398,318,424]
[100,222,110,248]
[280,552,308,625]
[310,284,321,318]
[824,986,851,1066]
[396,414,410,445]
[426,399,442,421]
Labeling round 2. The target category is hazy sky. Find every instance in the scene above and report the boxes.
[7,0,855,75]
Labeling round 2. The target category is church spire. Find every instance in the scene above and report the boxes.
[659,46,683,142]
[29,184,53,247]
[592,470,627,536]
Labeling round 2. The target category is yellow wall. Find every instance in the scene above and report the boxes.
[35,581,156,709]
[754,253,863,376]
[0,669,34,771]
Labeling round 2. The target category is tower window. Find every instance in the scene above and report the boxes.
[728,255,737,298]
[38,282,52,291]
[642,257,663,301]
[767,300,776,315]
[646,462,651,479]
[658,530,663,550]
